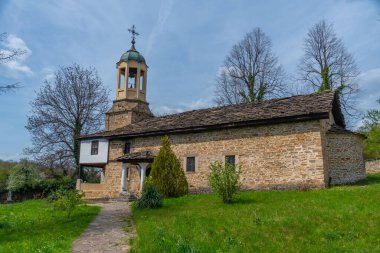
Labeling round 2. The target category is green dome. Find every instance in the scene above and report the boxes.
[120,49,146,64]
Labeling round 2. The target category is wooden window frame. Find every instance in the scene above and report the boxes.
[186,156,196,172]
[91,140,99,155]
[225,155,236,167]
[124,142,131,154]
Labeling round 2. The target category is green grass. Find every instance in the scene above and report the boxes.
[131,174,380,253]
[0,199,100,253]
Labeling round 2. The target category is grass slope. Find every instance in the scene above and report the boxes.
[0,200,100,253]
[132,174,380,253]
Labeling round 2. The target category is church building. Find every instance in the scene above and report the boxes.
[78,27,366,199]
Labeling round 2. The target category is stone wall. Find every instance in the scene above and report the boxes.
[99,140,143,196]
[325,133,366,185]
[115,120,327,194]
[86,120,366,199]
[92,120,328,198]
[366,159,380,173]
[105,99,152,131]
[76,180,111,199]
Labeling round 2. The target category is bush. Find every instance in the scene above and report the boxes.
[137,177,162,209]
[40,176,76,196]
[7,159,44,192]
[150,136,188,198]
[52,188,84,218]
[208,161,241,203]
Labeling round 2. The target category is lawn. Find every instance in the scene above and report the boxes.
[0,199,100,253]
[131,174,380,253]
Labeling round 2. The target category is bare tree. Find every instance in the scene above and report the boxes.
[298,20,359,116]
[215,28,286,105]
[25,63,110,176]
[0,33,26,94]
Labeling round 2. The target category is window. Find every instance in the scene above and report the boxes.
[128,68,137,88]
[119,68,125,89]
[124,142,131,154]
[139,75,144,91]
[91,141,99,155]
[186,157,196,172]
[225,155,235,167]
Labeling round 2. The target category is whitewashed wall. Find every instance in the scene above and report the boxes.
[79,139,109,164]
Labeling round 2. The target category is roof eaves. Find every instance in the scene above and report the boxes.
[103,112,329,140]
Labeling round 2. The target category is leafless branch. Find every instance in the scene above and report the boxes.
[25,63,110,174]
[0,33,26,95]
[215,28,287,105]
[298,20,359,119]
[0,83,21,94]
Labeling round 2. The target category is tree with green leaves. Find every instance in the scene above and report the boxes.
[7,159,44,192]
[0,160,16,193]
[215,28,286,105]
[150,136,188,197]
[359,99,380,159]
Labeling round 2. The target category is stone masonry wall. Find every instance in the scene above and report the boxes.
[365,159,380,174]
[325,133,366,185]
[105,100,152,131]
[101,141,140,197]
[100,120,327,196]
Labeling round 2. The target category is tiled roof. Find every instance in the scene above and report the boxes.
[327,124,366,138]
[81,91,342,139]
[116,151,155,163]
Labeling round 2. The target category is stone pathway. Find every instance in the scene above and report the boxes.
[71,201,135,253]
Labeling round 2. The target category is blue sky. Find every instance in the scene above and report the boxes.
[0,0,380,160]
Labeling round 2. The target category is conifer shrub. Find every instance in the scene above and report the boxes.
[150,136,188,198]
[208,161,241,203]
[137,177,162,209]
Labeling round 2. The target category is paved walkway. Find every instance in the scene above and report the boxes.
[71,201,135,253]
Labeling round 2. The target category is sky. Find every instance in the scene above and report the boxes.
[0,0,379,161]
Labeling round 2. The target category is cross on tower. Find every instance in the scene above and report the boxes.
[128,25,139,49]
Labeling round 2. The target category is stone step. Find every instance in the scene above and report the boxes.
[86,195,138,203]
[119,192,138,202]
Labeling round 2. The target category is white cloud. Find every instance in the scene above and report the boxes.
[146,0,174,56]
[153,97,214,116]
[154,105,184,115]
[357,68,380,112]
[40,67,55,82]
[179,98,213,110]
[350,67,380,129]
[0,34,33,75]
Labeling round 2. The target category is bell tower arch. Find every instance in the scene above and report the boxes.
[105,25,153,131]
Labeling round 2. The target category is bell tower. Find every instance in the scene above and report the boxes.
[105,25,153,131]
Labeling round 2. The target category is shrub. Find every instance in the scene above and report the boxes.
[137,177,162,209]
[7,159,44,192]
[52,188,84,218]
[208,161,241,203]
[40,176,76,196]
[150,136,188,198]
